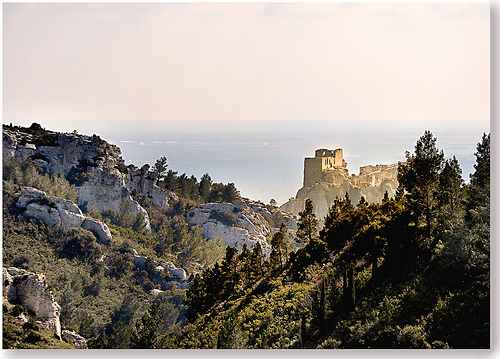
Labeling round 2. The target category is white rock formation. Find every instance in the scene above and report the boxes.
[81,218,112,244]
[16,187,46,208]
[3,267,62,339]
[4,127,178,231]
[17,187,111,243]
[62,330,88,349]
[24,202,62,228]
[150,289,163,296]
[186,202,272,257]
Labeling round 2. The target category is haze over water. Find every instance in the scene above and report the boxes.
[104,120,486,206]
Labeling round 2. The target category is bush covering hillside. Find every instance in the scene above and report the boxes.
[2,127,489,349]
[174,131,490,349]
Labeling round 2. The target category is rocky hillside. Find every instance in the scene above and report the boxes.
[186,200,298,257]
[3,124,178,230]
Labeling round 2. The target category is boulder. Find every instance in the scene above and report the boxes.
[168,267,187,282]
[62,330,87,349]
[25,202,62,228]
[17,188,111,241]
[17,187,47,208]
[150,289,163,296]
[132,252,148,270]
[5,268,61,339]
[177,281,190,290]
[3,267,12,294]
[49,196,82,215]
[58,209,86,229]
[81,218,112,244]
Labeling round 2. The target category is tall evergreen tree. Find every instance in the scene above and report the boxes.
[130,304,170,349]
[397,130,444,246]
[199,173,212,202]
[297,198,318,244]
[270,223,288,272]
[152,156,168,184]
[220,246,240,298]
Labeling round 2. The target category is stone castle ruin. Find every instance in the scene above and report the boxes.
[281,148,399,219]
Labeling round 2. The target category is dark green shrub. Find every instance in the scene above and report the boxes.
[209,210,238,227]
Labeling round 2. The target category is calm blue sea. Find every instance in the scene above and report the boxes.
[102,121,487,205]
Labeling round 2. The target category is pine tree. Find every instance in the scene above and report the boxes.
[130,304,170,349]
[270,223,287,272]
[199,173,212,202]
[249,242,264,282]
[220,246,240,298]
[152,156,168,184]
[297,198,318,244]
[397,130,444,245]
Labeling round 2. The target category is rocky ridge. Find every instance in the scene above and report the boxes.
[3,126,178,230]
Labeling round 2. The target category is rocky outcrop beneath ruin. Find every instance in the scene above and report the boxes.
[186,202,273,256]
[17,187,111,243]
[3,126,178,231]
[281,163,399,219]
[3,267,62,339]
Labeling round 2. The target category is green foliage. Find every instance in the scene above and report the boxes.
[130,304,172,348]
[3,157,78,202]
[177,131,489,349]
[101,199,147,233]
[397,130,445,246]
[2,127,490,349]
[53,227,102,263]
[270,224,289,272]
[152,156,168,183]
[209,209,238,227]
[159,169,240,204]
[3,301,74,349]
[296,198,318,244]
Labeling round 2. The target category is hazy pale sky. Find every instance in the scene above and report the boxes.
[3,3,490,135]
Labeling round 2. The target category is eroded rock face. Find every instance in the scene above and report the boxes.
[4,127,178,231]
[24,202,62,228]
[125,164,179,208]
[62,330,87,349]
[81,218,112,244]
[17,187,111,243]
[186,202,272,257]
[3,267,61,339]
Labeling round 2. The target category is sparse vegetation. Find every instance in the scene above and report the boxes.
[2,126,489,349]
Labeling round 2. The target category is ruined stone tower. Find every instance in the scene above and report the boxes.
[303,148,348,187]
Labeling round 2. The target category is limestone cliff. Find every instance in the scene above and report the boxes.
[186,201,298,257]
[280,149,400,219]
[3,267,62,339]
[187,201,272,256]
[17,187,112,243]
[3,126,178,229]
